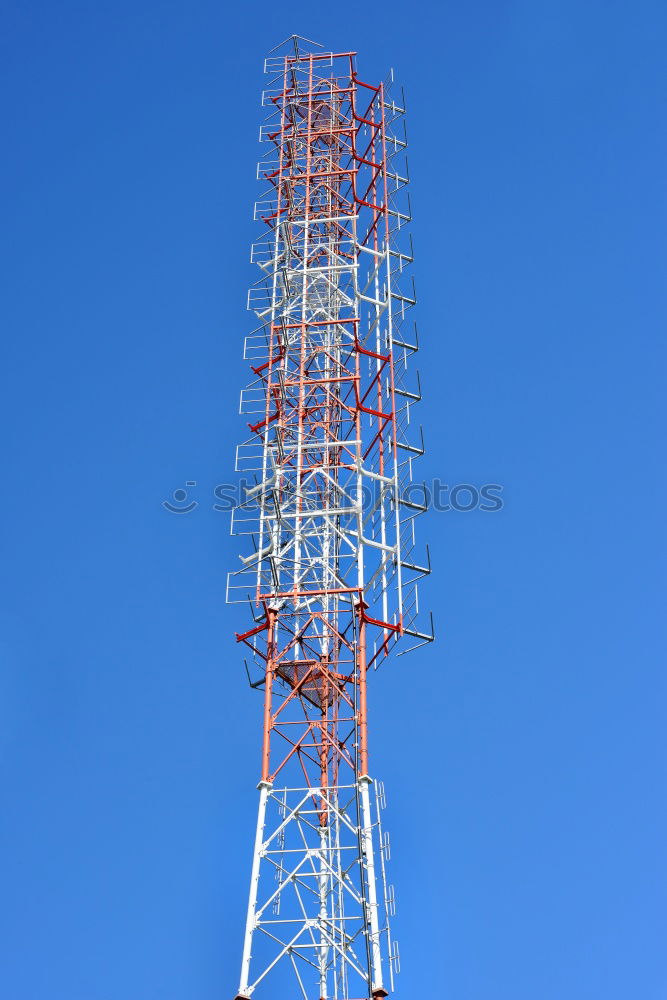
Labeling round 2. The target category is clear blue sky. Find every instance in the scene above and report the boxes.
[1,2,665,998]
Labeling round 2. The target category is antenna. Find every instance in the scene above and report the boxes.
[229,44,432,1000]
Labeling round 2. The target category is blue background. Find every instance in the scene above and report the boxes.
[2,2,665,998]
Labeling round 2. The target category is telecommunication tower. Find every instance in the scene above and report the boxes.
[228,36,433,1000]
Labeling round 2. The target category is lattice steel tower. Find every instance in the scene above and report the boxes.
[228,36,432,1000]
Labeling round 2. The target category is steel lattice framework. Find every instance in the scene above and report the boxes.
[228,36,433,1000]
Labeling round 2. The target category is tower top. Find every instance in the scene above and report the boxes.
[267,33,323,56]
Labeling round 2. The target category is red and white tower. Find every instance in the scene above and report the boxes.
[228,36,432,1000]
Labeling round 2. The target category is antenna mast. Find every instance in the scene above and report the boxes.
[229,37,433,999]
